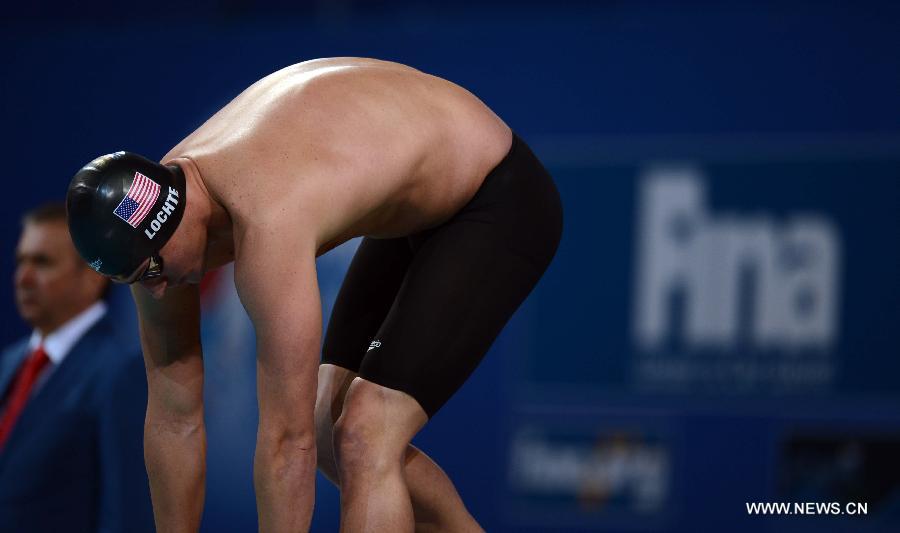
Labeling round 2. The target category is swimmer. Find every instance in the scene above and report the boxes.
[66,57,562,533]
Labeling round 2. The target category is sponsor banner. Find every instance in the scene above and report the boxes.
[521,157,900,400]
[504,415,679,530]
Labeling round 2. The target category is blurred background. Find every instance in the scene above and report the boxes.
[2,1,899,531]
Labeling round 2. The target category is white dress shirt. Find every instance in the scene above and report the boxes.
[27,301,108,391]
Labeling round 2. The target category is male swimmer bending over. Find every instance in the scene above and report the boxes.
[67,57,562,533]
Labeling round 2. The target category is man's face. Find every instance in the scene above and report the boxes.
[131,203,206,299]
[14,220,105,334]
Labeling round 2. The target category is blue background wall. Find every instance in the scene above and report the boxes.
[2,1,899,531]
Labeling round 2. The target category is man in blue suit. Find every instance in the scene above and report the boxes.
[0,203,154,532]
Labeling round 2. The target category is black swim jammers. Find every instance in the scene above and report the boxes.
[321,133,563,417]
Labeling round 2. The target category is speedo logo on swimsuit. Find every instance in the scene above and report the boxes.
[367,340,382,351]
[144,187,181,240]
[89,258,103,271]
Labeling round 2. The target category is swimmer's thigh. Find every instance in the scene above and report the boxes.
[321,237,413,372]
[359,208,560,418]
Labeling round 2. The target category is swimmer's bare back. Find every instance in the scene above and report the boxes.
[162,57,512,269]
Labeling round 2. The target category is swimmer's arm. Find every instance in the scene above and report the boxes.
[233,227,321,532]
[131,283,205,533]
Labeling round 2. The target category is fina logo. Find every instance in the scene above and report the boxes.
[632,166,842,351]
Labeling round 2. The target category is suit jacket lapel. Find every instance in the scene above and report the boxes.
[0,340,30,401]
[0,317,114,458]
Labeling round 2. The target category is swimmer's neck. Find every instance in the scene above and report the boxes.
[169,156,232,236]
[168,157,235,271]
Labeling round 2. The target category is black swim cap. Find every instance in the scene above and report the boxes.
[66,151,186,278]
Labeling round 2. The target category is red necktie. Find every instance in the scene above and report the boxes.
[0,345,50,450]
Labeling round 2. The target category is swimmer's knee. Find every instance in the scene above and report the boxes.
[314,397,340,481]
[315,367,365,484]
[333,378,425,477]
[332,406,378,476]
[315,364,356,429]
[332,398,394,478]
[314,393,337,437]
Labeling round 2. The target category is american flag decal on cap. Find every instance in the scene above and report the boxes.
[113,172,161,227]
